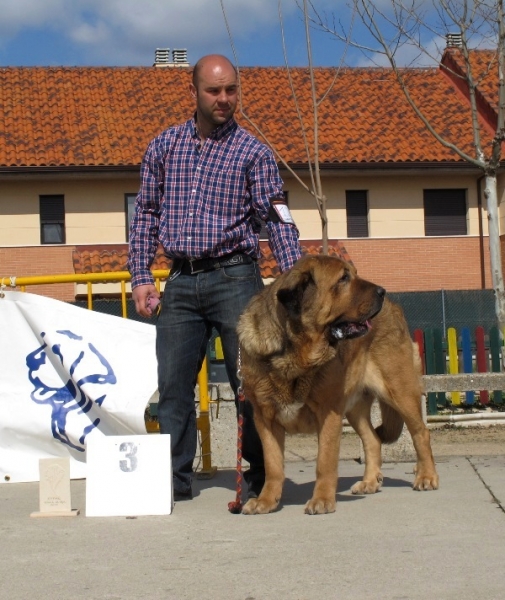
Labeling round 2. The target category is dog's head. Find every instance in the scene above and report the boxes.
[276,255,385,345]
[238,255,386,362]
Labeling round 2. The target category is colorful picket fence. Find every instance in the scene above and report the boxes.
[414,326,504,414]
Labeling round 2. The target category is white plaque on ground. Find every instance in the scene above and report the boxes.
[31,457,79,518]
[86,434,172,517]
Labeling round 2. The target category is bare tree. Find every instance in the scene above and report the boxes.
[220,0,354,254]
[310,0,505,327]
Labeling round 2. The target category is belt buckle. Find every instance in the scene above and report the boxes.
[189,259,204,275]
[227,254,241,266]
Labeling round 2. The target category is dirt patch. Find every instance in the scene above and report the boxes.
[425,424,505,457]
[284,425,505,462]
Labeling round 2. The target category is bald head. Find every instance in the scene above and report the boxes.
[189,54,239,139]
[192,54,237,88]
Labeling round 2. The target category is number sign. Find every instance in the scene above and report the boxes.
[86,434,172,517]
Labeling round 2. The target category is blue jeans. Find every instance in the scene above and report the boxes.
[155,260,265,495]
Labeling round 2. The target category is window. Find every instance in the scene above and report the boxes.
[424,189,467,236]
[259,191,289,240]
[125,193,137,241]
[40,195,65,244]
[346,190,369,237]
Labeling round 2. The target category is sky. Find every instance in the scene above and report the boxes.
[0,0,461,69]
[0,0,497,69]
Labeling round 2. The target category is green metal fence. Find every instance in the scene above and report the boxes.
[74,289,497,335]
[388,289,496,336]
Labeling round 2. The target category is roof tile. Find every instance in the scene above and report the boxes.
[0,51,498,168]
[72,243,353,281]
[441,48,498,131]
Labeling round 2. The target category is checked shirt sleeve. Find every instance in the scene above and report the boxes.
[127,139,164,288]
[249,149,302,272]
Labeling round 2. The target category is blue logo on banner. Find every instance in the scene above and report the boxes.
[26,330,117,452]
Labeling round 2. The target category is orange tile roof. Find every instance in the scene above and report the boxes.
[440,48,499,131]
[0,49,497,169]
[441,48,498,112]
[72,242,352,281]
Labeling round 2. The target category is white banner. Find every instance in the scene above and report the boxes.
[0,291,158,483]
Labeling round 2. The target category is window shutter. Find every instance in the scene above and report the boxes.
[40,195,65,244]
[346,190,369,237]
[424,189,466,236]
[40,196,65,221]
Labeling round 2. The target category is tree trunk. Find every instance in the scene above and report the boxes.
[320,200,328,255]
[484,174,505,329]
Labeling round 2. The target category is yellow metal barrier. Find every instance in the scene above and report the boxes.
[1,269,217,478]
[196,357,218,479]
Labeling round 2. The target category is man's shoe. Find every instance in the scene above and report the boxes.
[173,489,193,502]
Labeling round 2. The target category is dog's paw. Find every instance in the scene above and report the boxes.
[304,496,336,515]
[413,472,439,491]
[351,473,383,495]
[242,496,280,515]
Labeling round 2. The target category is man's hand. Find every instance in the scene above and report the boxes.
[132,284,160,318]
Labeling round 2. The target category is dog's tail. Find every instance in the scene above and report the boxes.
[375,401,404,444]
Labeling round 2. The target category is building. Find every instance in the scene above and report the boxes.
[0,45,502,300]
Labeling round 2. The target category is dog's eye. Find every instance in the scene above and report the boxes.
[338,272,350,284]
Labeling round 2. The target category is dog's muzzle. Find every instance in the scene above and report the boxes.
[329,286,385,342]
[330,320,372,341]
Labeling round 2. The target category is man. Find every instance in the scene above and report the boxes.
[128,54,301,501]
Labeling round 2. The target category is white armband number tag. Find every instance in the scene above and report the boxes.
[273,203,295,224]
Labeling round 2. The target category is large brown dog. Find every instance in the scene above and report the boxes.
[237,255,439,515]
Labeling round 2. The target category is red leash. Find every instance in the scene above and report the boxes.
[228,354,245,514]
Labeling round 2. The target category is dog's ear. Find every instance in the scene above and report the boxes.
[277,270,313,318]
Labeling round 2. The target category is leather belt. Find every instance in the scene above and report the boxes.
[175,252,254,275]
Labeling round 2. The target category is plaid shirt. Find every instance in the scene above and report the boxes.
[128,116,301,288]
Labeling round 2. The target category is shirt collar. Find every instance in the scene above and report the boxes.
[191,113,238,142]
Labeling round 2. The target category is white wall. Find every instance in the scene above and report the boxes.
[0,176,138,246]
[282,171,486,240]
[0,170,488,246]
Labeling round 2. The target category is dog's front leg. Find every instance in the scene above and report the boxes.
[242,414,285,515]
[305,409,342,515]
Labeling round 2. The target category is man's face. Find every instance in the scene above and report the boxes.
[191,61,238,130]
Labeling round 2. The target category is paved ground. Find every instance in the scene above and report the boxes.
[1,451,504,600]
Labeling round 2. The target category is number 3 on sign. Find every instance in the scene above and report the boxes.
[119,442,138,472]
[86,434,172,517]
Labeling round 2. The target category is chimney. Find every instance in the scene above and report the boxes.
[153,48,190,68]
[172,49,189,66]
[154,48,170,66]
[446,33,463,48]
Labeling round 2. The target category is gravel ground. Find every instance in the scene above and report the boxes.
[284,424,505,462]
